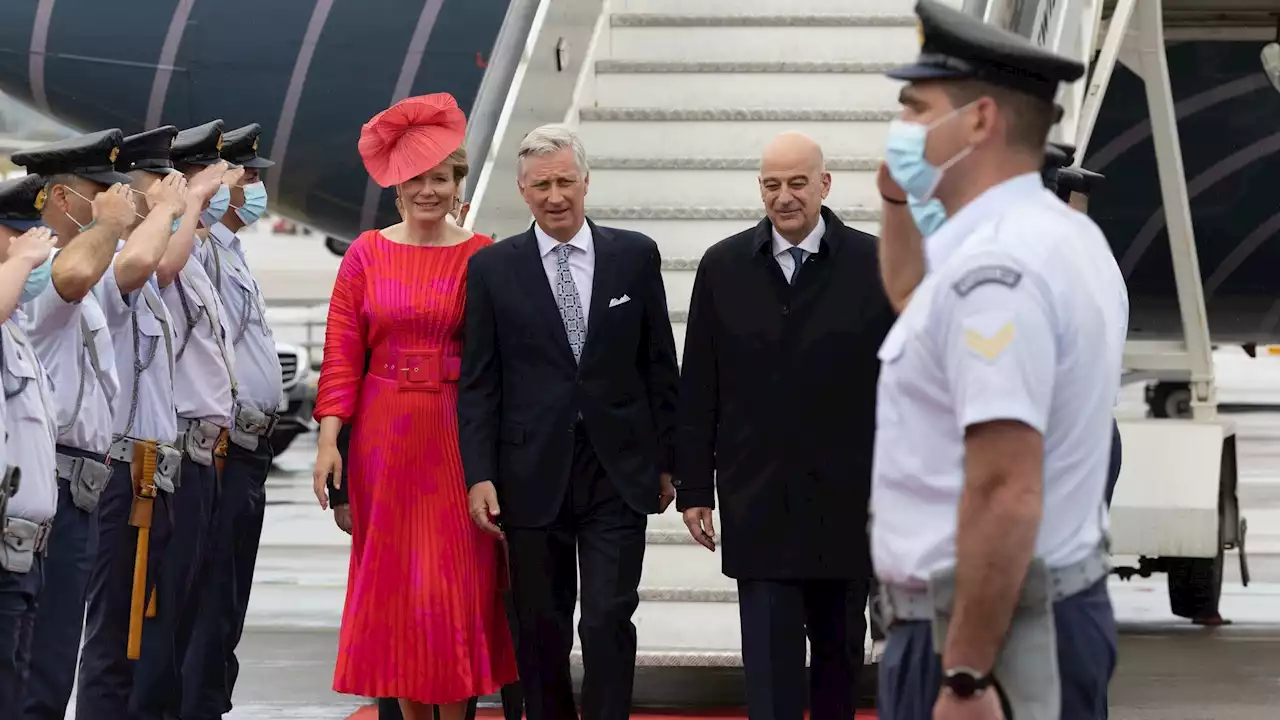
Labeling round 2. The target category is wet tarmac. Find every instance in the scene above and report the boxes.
[60,388,1280,719]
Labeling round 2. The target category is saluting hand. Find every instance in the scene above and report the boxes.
[221,165,247,190]
[187,161,229,207]
[148,173,189,221]
[91,183,136,231]
[455,201,471,227]
[8,226,55,270]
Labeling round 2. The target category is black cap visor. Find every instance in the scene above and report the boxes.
[78,169,133,186]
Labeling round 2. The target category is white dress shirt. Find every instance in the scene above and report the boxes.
[771,215,826,283]
[3,316,59,524]
[535,221,595,328]
[871,173,1128,587]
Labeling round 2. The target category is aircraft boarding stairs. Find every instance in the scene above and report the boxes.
[567,0,923,674]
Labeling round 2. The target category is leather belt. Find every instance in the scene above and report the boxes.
[368,348,461,391]
[880,548,1111,626]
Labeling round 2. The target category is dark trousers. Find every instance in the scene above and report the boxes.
[878,578,1117,719]
[504,423,647,720]
[0,555,44,711]
[23,446,100,720]
[738,578,869,720]
[77,459,174,719]
[182,440,271,719]
[134,456,217,718]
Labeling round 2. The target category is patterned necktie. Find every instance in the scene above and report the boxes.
[787,246,807,286]
[553,244,587,363]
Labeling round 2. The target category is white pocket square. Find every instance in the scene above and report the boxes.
[608,295,631,308]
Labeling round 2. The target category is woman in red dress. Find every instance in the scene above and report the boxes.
[311,93,517,720]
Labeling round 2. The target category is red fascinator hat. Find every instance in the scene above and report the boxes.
[358,92,467,188]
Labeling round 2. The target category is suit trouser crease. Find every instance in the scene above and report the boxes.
[505,424,647,720]
[23,445,100,720]
[738,578,867,720]
[182,440,271,719]
[877,578,1118,720]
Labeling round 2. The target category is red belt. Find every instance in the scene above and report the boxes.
[368,348,462,392]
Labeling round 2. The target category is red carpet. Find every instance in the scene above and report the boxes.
[345,708,879,719]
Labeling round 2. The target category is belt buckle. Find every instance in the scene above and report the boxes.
[397,349,442,392]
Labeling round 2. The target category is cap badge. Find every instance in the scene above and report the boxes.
[252,136,259,152]
[916,20,925,48]
[216,134,223,152]
[33,187,47,212]
[108,146,120,164]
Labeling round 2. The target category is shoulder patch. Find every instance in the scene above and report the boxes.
[952,264,1022,297]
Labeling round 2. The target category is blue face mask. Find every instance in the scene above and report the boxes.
[206,184,231,221]
[884,103,976,201]
[908,195,948,238]
[20,253,53,304]
[234,182,268,225]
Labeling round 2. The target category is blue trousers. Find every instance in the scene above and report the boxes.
[0,555,44,711]
[23,445,100,720]
[77,460,172,718]
[182,440,271,719]
[878,578,1117,720]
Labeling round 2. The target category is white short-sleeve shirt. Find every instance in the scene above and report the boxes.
[871,173,1129,587]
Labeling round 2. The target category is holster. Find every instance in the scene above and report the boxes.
[230,405,276,451]
[57,453,112,514]
[0,465,17,523]
[180,418,224,468]
[0,516,49,574]
[928,559,1061,720]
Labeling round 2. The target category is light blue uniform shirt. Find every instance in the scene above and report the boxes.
[22,278,120,454]
[93,244,179,445]
[2,316,59,524]
[162,257,237,428]
[200,224,283,414]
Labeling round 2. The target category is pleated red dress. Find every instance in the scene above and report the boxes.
[314,229,517,704]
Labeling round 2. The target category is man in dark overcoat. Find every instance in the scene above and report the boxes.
[675,131,896,720]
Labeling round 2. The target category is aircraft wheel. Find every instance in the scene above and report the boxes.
[1166,547,1226,624]
[1148,382,1191,418]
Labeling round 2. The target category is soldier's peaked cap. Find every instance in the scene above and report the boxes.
[887,0,1085,103]
[10,129,133,187]
[220,123,274,169]
[117,126,181,175]
[0,174,48,230]
[171,120,226,169]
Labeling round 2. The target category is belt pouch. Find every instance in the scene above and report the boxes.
[0,517,39,573]
[231,407,268,451]
[155,444,183,493]
[183,421,219,467]
[928,559,1061,719]
[63,454,112,513]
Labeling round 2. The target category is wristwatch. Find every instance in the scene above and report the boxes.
[942,667,994,698]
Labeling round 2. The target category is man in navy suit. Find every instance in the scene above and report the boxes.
[459,124,680,720]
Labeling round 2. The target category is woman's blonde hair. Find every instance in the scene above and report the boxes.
[443,146,469,182]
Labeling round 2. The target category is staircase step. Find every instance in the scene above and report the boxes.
[578,108,896,158]
[613,0,916,14]
[606,15,918,64]
[589,62,901,109]
[589,156,880,208]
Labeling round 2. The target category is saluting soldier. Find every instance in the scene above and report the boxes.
[0,195,59,708]
[871,3,1126,719]
[10,151,133,720]
[180,121,284,720]
[112,124,233,719]
[21,130,192,720]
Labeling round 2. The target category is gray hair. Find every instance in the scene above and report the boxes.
[517,124,589,179]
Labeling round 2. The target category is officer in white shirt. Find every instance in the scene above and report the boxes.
[17,130,192,720]
[182,122,284,719]
[0,224,59,709]
[870,3,1126,720]
[4,160,131,720]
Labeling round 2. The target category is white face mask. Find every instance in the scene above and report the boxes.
[61,186,97,233]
